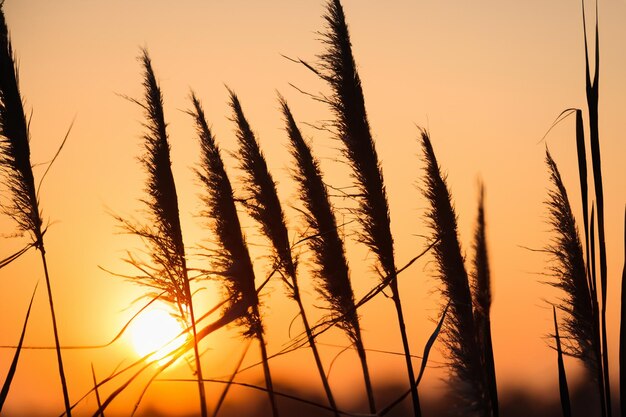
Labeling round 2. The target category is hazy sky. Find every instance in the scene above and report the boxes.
[1,1,625,415]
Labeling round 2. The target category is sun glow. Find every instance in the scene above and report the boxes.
[129,306,189,364]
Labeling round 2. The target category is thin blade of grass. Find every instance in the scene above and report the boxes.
[35,117,74,200]
[554,306,572,417]
[0,243,33,269]
[619,210,626,416]
[574,109,593,295]
[212,340,252,417]
[378,303,449,417]
[161,378,369,417]
[0,282,38,412]
[90,364,104,417]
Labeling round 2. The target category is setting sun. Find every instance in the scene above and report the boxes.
[129,305,189,363]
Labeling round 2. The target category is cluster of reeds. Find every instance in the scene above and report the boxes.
[1,0,623,416]
[114,50,208,417]
[419,129,498,417]
[190,92,279,417]
[296,1,423,414]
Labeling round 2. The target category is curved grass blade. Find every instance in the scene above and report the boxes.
[0,282,38,412]
[212,340,252,417]
[619,210,626,416]
[378,303,448,416]
[0,243,33,269]
[90,364,104,417]
[554,306,572,417]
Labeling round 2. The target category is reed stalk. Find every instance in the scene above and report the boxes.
[471,185,499,416]
[307,1,420,413]
[545,150,598,374]
[419,129,491,416]
[0,284,37,411]
[279,96,375,413]
[229,89,339,416]
[189,94,279,417]
[120,51,207,417]
[0,5,71,415]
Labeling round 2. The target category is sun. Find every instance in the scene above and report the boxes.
[129,304,189,364]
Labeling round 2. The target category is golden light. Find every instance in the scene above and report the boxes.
[129,305,189,364]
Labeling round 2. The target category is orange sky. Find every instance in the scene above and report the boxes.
[1,1,625,415]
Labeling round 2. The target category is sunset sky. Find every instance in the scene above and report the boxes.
[1,1,625,415]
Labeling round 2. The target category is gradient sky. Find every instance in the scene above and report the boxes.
[1,1,625,415]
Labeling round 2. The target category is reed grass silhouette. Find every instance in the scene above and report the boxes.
[419,129,493,416]
[545,149,597,374]
[116,50,207,417]
[299,1,422,414]
[471,185,499,416]
[543,3,616,414]
[0,4,72,415]
[280,96,375,414]
[228,88,339,416]
[190,93,279,417]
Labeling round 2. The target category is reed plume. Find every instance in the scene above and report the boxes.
[228,89,293,283]
[0,5,72,415]
[470,184,498,416]
[119,50,207,417]
[419,129,490,416]
[189,93,279,417]
[280,95,375,413]
[311,1,419,413]
[229,89,339,415]
[545,149,597,374]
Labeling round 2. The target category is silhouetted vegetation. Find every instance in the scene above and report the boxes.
[0,0,622,416]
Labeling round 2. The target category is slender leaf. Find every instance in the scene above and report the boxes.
[0,283,38,411]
